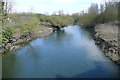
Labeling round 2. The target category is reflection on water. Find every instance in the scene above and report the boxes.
[3,26,119,78]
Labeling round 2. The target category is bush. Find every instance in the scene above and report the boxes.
[73,2,119,27]
[2,28,13,41]
[38,15,73,28]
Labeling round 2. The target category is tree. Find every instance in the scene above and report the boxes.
[28,5,34,14]
[2,0,14,26]
[0,0,4,43]
[118,1,120,22]
[93,2,119,24]
[88,4,99,15]
[72,13,80,25]
[100,4,105,13]
[58,10,64,15]
[1,0,14,42]
[0,0,4,14]
[52,11,57,16]
[0,0,4,26]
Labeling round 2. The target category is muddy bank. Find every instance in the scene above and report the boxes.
[0,27,53,54]
[94,23,120,64]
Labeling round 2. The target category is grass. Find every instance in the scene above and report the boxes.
[2,14,44,41]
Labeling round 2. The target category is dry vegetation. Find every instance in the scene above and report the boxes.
[95,23,118,41]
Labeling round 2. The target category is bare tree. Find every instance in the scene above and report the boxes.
[88,4,99,15]
[0,0,4,43]
[28,5,34,14]
[2,0,14,26]
[100,4,105,13]
[4,0,13,14]
[52,11,57,16]
[0,0,4,25]
[58,10,64,15]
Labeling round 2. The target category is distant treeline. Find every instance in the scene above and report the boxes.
[36,14,74,29]
[72,2,119,27]
[36,1,119,28]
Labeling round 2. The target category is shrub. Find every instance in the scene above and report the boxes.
[2,28,13,41]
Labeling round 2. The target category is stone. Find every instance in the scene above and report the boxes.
[13,39,16,42]
[10,46,19,51]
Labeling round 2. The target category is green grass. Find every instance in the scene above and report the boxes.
[2,15,44,42]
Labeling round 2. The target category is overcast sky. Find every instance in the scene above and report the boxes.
[12,0,105,14]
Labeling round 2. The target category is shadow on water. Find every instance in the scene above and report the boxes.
[56,61,119,78]
[3,52,21,78]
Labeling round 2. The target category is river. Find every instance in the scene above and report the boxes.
[2,26,119,78]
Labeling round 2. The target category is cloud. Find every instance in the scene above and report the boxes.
[54,0,77,3]
[13,0,104,14]
[91,0,103,4]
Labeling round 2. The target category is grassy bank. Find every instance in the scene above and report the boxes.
[1,13,54,53]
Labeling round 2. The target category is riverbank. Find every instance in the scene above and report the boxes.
[93,23,120,64]
[0,26,53,54]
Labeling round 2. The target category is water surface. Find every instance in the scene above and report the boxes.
[3,26,119,78]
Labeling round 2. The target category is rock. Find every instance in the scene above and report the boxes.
[41,22,52,26]
[5,43,12,50]
[12,39,16,42]
[94,23,120,64]
[0,48,4,54]
[10,46,19,51]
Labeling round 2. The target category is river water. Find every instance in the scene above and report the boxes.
[2,26,119,78]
